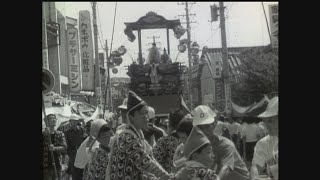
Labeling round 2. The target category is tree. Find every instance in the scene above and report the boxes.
[231,46,278,106]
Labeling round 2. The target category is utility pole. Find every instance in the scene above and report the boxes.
[185,2,194,110]
[178,2,196,110]
[104,40,113,115]
[219,2,232,117]
[92,2,102,111]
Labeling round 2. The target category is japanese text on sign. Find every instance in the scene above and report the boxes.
[215,78,225,112]
[67,28,81,93]
[79,10,94,91]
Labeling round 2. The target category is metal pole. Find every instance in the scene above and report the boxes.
[166,28,170,55]
[92,2,102,109]
[103,40,109,118]
[42,95,58,180]
[219,2,232,116]
[185,2,193,110]
[261,2,273,44]
[138,29,142,63]
[42,3,49,69]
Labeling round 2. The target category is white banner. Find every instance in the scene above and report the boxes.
[43,49,49,69]
[269,4,278,48]
[79,10,94,91]
[67,28,81,92]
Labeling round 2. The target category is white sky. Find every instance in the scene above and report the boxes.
[55,2,278,78]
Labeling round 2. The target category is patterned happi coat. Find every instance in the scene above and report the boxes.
[42,130,67,170]
[174,161,219,180]
[83,145,110,180]
[153,134,180,173]
[106,124,166,180]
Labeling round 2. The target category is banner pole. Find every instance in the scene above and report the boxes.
[42,95,58,180]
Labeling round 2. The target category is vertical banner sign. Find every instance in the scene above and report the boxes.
[224,79,232,114]
[100,70,107,109]
[215,78,225,112]
[79,10,94,91]
[67,28,81,93]
[43,49,49,69]
[269,4,278,48]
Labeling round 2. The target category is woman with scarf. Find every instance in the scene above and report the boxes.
[83,119,113,180]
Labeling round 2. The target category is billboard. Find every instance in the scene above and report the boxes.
[79,10,94,91]
[269,4,278,48]
[67,28,81,93]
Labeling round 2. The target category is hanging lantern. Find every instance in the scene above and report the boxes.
[191,41,200,55]
[113,56,123,66]
[111,51,123,66]
[203,46,209,52]
[118,46,127,55]
[124,27,136,42]
[112,68,118,74]
[173,25,186,39]
[178,44,187,53]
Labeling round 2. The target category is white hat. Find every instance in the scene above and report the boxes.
[69,114,81,121]
[258,96,278,118]
[192,105,216,126]
[147,106,156,119]
[90,119,108,139]
[118,98,128,110]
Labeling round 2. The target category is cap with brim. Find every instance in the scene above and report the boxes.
[183,126,210,159]
[258,96,278,118]
[192,105,216,126]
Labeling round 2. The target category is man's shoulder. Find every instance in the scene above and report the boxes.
[257,135,274,145]
[217,135,236,149]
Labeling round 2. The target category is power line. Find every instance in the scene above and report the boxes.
[97,3,105,44]
[98,33,105,51]
[203,25,221,45]
[225,2,236,19]
[109,2,118,56]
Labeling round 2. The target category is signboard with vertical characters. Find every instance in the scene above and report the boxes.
[100,68,107,109]
[269,4,278,48]
[67,28,81,92]
[79,10,94,91]
[214,78,225,112]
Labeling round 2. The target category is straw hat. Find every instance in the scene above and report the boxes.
[192,105,217,126]
[183,126,210,159]
[258,96,278,118]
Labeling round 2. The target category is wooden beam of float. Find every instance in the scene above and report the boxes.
[124,12,181,58]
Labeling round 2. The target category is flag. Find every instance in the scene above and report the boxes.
[180,95,192,115]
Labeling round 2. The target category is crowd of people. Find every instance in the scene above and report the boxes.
[42,91,278,180]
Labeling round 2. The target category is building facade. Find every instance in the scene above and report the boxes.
[188,46,266,111]
[42,2,69,95]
